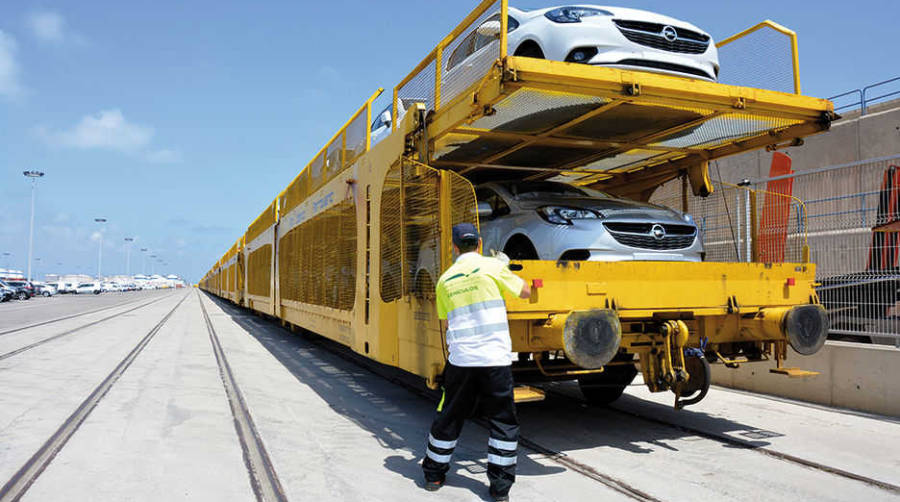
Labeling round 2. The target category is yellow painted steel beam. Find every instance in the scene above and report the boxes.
[505,56,828,119]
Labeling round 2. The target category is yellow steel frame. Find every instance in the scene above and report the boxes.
[717,20,802,95]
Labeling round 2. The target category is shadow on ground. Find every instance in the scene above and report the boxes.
[207,295,784,493]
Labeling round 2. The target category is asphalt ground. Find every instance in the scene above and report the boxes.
[0,289,898,501]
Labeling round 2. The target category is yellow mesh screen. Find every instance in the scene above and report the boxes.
[380,164,403,302]
[247,202,276,244]
[279,198,357,310]
[326,134,344,182]
[345,110,368,166]
[379,159,478,302]
[247,245,271,297]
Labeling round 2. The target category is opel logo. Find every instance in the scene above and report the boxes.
[651,224,666,240]
[662,25,678,42]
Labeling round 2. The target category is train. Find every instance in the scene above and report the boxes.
[201,0,835,408]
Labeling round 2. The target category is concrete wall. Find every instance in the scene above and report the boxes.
[713,98,900,183]
[711,341,900,417]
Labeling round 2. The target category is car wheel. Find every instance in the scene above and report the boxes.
[514,41,544,59]
[504,235,539,260]
[43,291,51,297]
[17,292,28,300]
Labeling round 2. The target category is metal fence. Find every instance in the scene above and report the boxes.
[650,156,900,344]
[828,76,900,114]
[752,155,900,344]
[651,181,808,264]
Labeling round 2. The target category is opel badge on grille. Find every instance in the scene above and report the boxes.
[651,224,666,240]
[662,26,678,41]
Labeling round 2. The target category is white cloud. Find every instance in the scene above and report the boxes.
[146,148,183,164]
[26,10,81,44]
[38,109,154,152]
[0,30,24,99]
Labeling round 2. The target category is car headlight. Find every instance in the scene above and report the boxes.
[683,213,694,224]
[544,7,613,23]
[537,206,602,225]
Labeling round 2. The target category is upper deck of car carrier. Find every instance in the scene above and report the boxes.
[390,0,834,198]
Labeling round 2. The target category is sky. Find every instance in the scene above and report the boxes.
[0,0,896,282]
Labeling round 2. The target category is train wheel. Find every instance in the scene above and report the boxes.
[577,355,637,406]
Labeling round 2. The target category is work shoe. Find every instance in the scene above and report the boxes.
[490,491,510,501]
[424,479,445,492]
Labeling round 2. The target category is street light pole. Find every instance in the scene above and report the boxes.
[2,252,10,270]
[23,171,45,282]
[124,238,134,277]
[140,248,148,275]
[94,218,107,280]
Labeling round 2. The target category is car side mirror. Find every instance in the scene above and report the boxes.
[477,201,494,218]
[476,20,502,38]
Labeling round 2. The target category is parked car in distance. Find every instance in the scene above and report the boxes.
[0,281,15,302]
[74,283,101,295]
[5,280,34,299]
[475,180,702,262]
[34,282,57,297]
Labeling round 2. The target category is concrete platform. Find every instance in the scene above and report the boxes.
[1,289,898,501]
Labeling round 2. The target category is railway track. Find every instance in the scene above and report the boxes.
[0,295,171,362]
[0,292,189,502]
[542,387,900,496]
[0,293,170,337]
[202,294,661,502]
[197,292,287,502]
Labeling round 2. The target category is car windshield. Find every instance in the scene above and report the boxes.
[502,181,611,200]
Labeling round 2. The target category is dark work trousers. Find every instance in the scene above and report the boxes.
[422,363,519,497]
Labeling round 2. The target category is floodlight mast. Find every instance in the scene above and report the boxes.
[23,171,45,282]
[94,218,108,280]
[124,238,134,276]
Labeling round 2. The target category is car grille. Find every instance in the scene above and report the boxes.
[613,19,710,55]
[604,222,697,250]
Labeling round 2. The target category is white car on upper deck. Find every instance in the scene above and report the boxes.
[456,5,719,82]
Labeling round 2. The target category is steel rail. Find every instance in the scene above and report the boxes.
[197,292,287,502]
[0,293,170,337]
[544,388,900,495]
[0,291,189,502]
[203,295,661,502]
[0,295,172,362]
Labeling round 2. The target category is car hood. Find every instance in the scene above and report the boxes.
[516,197,687,223]
[516,5,709,36]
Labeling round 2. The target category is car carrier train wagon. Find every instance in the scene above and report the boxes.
[201,0,835,408]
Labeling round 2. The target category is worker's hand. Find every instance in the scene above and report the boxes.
[491,249,510,265]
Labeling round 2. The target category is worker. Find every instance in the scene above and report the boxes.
[422,222,531,502]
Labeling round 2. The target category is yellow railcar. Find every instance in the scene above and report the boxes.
[202,1,834,407]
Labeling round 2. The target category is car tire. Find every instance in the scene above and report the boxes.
[504,235,539,260]
[17,292,28,300]
[42,291,51,297]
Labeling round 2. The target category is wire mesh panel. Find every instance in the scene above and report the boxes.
[247,245,271,297]
[397,60,436,116]
[326,133,344,182]
[278,199,357,311]
[379,159,479,302]
[380,164,403,302]
[751,157,900,341]
[345,110,368,166]
[717,23,797,94]
[651,182,807,264]
[309,153,326,194]
[402,161,441,298]
[440,1,503,108]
